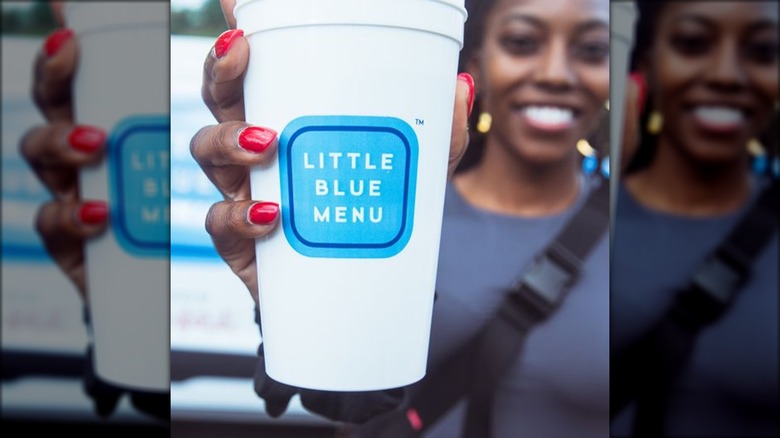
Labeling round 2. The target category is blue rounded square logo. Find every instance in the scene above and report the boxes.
[109,115,170,257]
[279,116,418,258]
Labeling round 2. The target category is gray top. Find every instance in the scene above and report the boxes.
[424,177,610,438]
[610,182,779,437]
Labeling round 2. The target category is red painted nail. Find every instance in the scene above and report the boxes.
[43,28,73,57]
[79,201,108,225]
[214,29,244,58]
[68,125,106,154]
[629,72,647,113]
[238,126,277,153]
[458,72,475,117]
[406,408,423,431]
[248,202,279,225]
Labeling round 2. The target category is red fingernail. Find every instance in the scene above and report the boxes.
[43,28,73,57]
[248,202,279,225]
[214,29,244,58]
[406,408,423,431]
[68,125,106,154]
[238,126,277,153]
[79,201,108,225]
[458,72,475,117]
[629,72,647,113]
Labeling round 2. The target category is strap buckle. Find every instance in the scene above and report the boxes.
[677,245,750,327]
[507,242,581,321]
[691,245,750,304]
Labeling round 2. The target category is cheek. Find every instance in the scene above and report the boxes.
[577,67,609,136]
[749,68,779,104]
[482,50,535,101]
[651,51,700,107]
[579,66,610,104]
[750,69,778,133]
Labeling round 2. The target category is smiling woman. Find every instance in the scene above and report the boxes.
[186,0,611,436]
[358,1,612,433]
[612,1,778,436]
[639,2,775,172]
[454,0,610,215]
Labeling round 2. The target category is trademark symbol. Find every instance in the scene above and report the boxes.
[415,119,425,126]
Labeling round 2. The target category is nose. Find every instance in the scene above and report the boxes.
[534,38,575,91]
[705,39,748,91]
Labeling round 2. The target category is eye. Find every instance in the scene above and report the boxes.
[670,34,711,56]
[573,41,609,64]
[744,41,778,65]
[500,35,540,56]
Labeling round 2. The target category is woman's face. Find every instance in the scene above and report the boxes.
[471,0,610,165]
[647,2,778,165]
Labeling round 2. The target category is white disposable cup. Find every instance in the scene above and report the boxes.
[609,1,636,236]
[236,0,466,390]
[66,1,169,391]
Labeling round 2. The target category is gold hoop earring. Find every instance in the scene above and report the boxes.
[747,138,768,174]
[747,138,765,157]
[576,139,595,157]
[647,111,663,135]
[476,112,492,134]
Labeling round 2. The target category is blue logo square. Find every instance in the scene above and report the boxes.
[109,115,170,257]
[279,116,418,258]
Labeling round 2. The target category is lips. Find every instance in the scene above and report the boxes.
[521,105,576,131]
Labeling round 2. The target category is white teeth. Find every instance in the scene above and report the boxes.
[693,106,744,125]
[524,106,574,126]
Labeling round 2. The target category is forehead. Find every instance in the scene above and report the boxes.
[486,0,609,26]
[659,1,779,29]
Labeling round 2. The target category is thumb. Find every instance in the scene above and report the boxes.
[253,345,297,417]
[448,73,474,179]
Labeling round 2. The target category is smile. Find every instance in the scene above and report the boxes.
[522,106,576,131]
[691,105,746,132]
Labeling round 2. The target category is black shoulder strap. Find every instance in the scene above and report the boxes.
[355,177,610,438]
[461,177,609,437]
[611,179,779,437]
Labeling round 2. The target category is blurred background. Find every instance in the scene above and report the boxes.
[19,1,774,437]
[2,0,336,436]
[1,0,166,433]
[169,0,334,436]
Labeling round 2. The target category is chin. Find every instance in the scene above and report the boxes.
[513,145,575,167]
[683,145,747,169]
[669,128,747,169]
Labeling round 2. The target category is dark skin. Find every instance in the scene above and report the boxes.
[21,3,107,301]
[190,0,472,304]
[22,0,616,308]
[22,0,469,307]
[456,0,610,217]
[626,1,778,216]
[25,0,629,308]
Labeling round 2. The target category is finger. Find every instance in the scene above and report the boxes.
[448,73,473,179]
[202,29,249,123]
[299,388,405,424]
[220,0,238,29]
[190,122,277,201]
[33,27,77,122]
[83,344,124,418]
[205,200,281,302]
[254,345,297,418]
[621,73,645,172]
[50,2,66,27]
[35,200,109,300]
[129,392,170,421]
[20,123,106,200]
